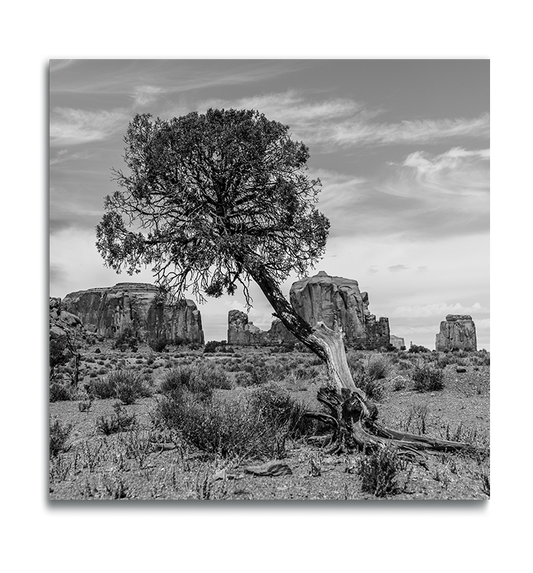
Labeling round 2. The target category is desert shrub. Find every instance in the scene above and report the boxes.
[203,340,225,354]
[357,446,411,498]
[49,336,70,373]
[50,419,72,457]
[160,366,194,395]
[89,369,149,403]
[391,375,408,392]
[412,364,445,392]
[49,382,75,402]
[160,363,231,398]
[114,328,138,352]
[236,365,268,386]
[151,394,284,459]
[360,377,385,401]
[367,355,391,381]
[90,375,117,399]
[348,360,385,401]
[151,386,307,460]
[408,344,430,354]
[195,362,232,390]
[78,398,93,412]
[437,353,456,368]
[247,384,313,438]
[149,337,167,353]
[96,402,136,435]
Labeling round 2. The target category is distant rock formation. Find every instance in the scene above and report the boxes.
[290,271,390,349]
[227,271,390,349]
[49,297,85,345]
[435,314,477,351]
[227,310,295,346]
[390,335,405,350]
[62,283,204,345]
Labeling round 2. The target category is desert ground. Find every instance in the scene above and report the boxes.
[49,342,489,501]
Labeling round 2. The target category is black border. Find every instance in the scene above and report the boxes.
[36,50,493,521]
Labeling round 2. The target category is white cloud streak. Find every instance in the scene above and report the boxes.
[50,107,129,146]
[198,91,489,149]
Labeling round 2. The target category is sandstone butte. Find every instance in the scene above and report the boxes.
[435,314,477,351]
[61,282,204,345]
[228,271,391,350]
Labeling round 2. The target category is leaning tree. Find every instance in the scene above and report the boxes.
[97,109,469,454]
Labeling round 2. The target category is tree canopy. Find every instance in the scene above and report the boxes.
[96,109,330,304]
[95,108,473,456]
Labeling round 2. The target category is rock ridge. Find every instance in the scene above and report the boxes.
[62,283,204,345]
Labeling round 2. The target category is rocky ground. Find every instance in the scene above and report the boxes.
[49,344,490,501]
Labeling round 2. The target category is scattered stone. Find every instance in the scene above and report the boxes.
[244,461,293,477]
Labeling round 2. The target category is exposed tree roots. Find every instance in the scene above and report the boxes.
[305,385,475,457]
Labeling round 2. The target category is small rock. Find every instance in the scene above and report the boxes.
[212,469,227,482]
[244,461,293,477]
[456,366,467,373]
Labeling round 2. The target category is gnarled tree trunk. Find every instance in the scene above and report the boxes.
[249,266,473,455]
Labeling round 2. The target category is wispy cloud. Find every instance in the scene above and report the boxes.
[329,115,489,147]
[132,85,165,107]
[50,107,129,146]
[319,146,490,240]
[198,91,489,150]
[388,265,409,273]
[50,59,75,73]
[50,149,96,165]
[401,147,489,185]
[201,91,374,147]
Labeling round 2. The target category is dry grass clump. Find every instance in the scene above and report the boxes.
[357,446,412,498]
[88,369,152,403]
[151,383,309,460]
[412,363,445,392]
[160,363,232,398]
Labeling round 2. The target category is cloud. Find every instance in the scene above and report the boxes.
[201,91,368,148]
[400,148,490,191]
[391,302,489,318]
[388,264,409,273]
[132,85,165,107]
[50,60,75,73]
[198,91,489,150]
[329,114,490,148]
[50,107,129,146]
[319,146,489,240]
[50,149,96,165]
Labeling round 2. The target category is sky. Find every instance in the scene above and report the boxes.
[49,59,490,349]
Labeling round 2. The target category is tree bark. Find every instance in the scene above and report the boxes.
[248,266,355,386]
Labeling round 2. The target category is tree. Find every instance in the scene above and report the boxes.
[97,109,470,454]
